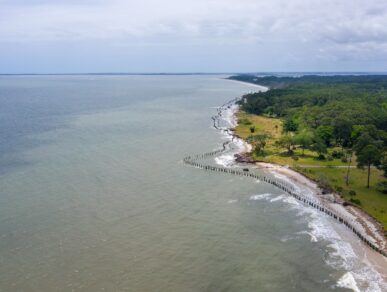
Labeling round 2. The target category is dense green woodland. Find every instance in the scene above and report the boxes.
[230,75,387,191]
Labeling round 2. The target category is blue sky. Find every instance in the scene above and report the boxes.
[1,0,387,73]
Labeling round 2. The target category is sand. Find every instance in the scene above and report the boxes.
[254,162,387,280]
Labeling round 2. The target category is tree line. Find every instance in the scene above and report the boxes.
[230,74,387,190]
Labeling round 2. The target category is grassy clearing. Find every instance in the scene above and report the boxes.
[296,166,387,229]
[234,112,282,140]
[235,111,387,230]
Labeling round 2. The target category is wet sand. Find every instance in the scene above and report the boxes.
[254,162,387,282]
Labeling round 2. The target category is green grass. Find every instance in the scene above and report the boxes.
[234,111,387,231]
[234,112,282,140]
[296,167,387,230]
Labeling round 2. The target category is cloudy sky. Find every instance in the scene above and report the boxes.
[1,0,387,73]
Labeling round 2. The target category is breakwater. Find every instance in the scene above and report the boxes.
[183,98,387,258]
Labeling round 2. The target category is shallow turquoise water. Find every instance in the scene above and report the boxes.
[0,76,352,291]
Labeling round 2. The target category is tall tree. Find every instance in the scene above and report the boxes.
[310,136,327,157]
[345,149,353,186]
[283,118,298,132]
[380,154,387,178]
[333,118,352,149]
[357,145,382,188]
[250,133,270,156]
[275,134,295,155]
[316,125,333,147]
[294,130,313,156]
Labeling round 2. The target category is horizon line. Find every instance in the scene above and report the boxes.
[1,71,387,76]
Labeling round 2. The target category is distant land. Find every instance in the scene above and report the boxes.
[1,72,387,76]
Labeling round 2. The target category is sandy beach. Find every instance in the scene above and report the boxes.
[227,82,387,257]
[209,93,387,290]
[224,101,387,289]
[254,162,387,279]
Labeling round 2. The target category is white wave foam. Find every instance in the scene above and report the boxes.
[214,154,235,167]
[221,104,239,128]
[281,196,386,291]
[249,193,272,201]
[337,272,360,292]
[269,195,286,202]
[349,265,387,292]
[296,231,318,243]
[250,193,295,205]
[214,135,250,168]
[280,235,296,242]
[213,100,385,291]
[245,178,385,291]
[213,103,252,165]
[282,196,302,207]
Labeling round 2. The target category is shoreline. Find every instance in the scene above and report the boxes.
[253,161,387,279]
[184,92,387,290]
[225,99,387,287]
[225,78,269,90]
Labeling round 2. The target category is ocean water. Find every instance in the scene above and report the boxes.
[0,75,380,291]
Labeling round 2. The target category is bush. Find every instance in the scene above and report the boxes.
[292,156,299,161]
[317,154,326,160]
[335,186,343,193]
[332,150,343,159]
[341,156,348,163]
[317,174,331,191]
[349,190,357,196]
[249,126,255,133]
[327,155,334,161]
[376,181,387,194]
[350,198,362,205]
[283,118,298,132]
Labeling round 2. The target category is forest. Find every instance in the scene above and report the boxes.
[229,74,387,228]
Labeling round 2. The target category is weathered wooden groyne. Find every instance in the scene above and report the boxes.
[183,98,387,258]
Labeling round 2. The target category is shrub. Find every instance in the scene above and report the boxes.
[283,118,298,132]
[349,190,357,196]
[249,126,255,133]
[292,156,299,161]
[335,186,343,193]
[327,155,334,161]
[332,150,343,159]
[317,174,331,191]
[376,181,387,194]
[350,198,362,205]
[317,154,326,160]
[341,156,348,163]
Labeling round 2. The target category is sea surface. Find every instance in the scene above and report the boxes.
[0,75,382,291]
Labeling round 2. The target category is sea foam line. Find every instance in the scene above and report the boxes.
[216,100,387,292]
[183,96,387,291]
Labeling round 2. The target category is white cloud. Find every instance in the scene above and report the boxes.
[1,0,387,72]
[0,0,384,42]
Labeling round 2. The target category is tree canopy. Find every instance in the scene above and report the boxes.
[230,74,387,189]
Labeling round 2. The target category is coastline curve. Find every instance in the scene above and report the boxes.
[183,97,387,259]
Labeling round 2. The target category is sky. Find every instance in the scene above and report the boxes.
[1,0,387,73]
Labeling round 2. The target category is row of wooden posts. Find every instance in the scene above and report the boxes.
[183,98,387,258]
